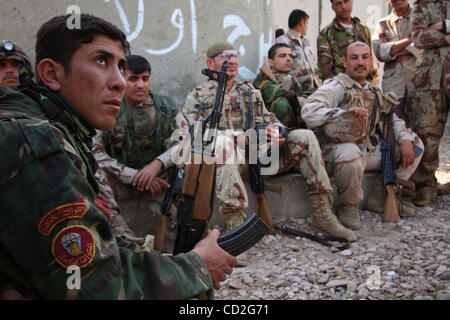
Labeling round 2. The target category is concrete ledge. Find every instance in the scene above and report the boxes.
[117,171,378,237]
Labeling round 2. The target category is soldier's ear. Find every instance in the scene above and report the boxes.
[36,58,64,91]
[268,58,275,69]
[206,58,216,70]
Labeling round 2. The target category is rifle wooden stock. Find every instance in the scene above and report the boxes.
[263,181,282,195]
[154,214,170,252]
[255,194,276,234]
[192,156,216,220]
[260,65,279,84]
[383,184,400,222]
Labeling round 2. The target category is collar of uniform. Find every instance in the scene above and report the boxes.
[272,70,289,83]
[341,73,368,89]
[209,78,238,92]
[287,28,303,40]
[332,16,361,31]
[134,90,154,107]
[390,5,412,22]
[28,84,96,143]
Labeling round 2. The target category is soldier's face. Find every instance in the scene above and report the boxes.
[343,44,372,84]
[124,70,150,106]
[0,57,20,87]
[56,35,127,130]
[269,47,293,74]
[332,0,353,20]
[207,50,239,79]
[387,0,409,11]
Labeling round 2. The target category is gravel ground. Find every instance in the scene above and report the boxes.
[215,135,450,300]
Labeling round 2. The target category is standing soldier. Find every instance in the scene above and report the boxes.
[276,9,322,99]
[184,41,357,248]
[0,14,236,299]
[410,0,450,204]
[302,42,423,229]
[92,55,188,238]
[317,0,377,82]
[0,40,34,88]
[372,0,418,126]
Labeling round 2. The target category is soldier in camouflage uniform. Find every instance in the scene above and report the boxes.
[372,0,418,127]
[0,40,34,88]
[184,42,356,243]
[253,44,306,129]
[410,0,450,205]
[275,9,322,98]
[92,55,188,240]
[317,0,377,82]
[302,42,423,229]
[0,14,236,299]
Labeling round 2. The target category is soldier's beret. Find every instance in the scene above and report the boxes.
[206,42,236,58]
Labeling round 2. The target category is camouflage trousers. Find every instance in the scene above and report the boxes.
[410,88,449,189]
[214,129,333,227]
[323,138,424,206]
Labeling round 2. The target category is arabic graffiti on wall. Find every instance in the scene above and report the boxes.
[102,0,272,80]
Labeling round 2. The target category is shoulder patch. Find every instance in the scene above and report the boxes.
[52,225,95,269]
[38,198,88,236]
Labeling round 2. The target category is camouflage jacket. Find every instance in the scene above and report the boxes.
[372,6,417,98]
[276,29,322,91]
[317,17,375,81]
[183,80,283,132]
[93,92,188,185]
[0,86,213,299]
[411,0,450,91]
[302,73,416,151]
[253,70,304,129]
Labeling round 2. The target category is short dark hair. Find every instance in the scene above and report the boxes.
[288,9,309,29]
[126,55,151,75]
[36,14,130,76]
[268,43,290,60]
[275,28,285,38]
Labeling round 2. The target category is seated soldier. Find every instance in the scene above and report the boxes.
[183,41,357,246]
[302,42,423,230]
[254,43,307,129]
[0,40,34,88]
[92,55,188,239]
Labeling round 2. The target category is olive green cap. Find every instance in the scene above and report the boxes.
[206,41,236,58]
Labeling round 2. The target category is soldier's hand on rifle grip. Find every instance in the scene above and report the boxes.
[397,140,415,169]
[192,229,237,290]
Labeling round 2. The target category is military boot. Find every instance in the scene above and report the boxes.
[310,193,357,242]
[413,186,437,206]
[338,205,362,230]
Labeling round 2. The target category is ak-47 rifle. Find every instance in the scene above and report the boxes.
[244,87,281,235]
[154,166,185,252]
[381,107,400,222]
[172,61,270,256]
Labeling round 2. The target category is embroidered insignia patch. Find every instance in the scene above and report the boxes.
[320,44,329,50]
[52,226,95,269]
[38,199,87,236]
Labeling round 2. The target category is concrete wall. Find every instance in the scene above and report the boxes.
[0,0,273,105]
